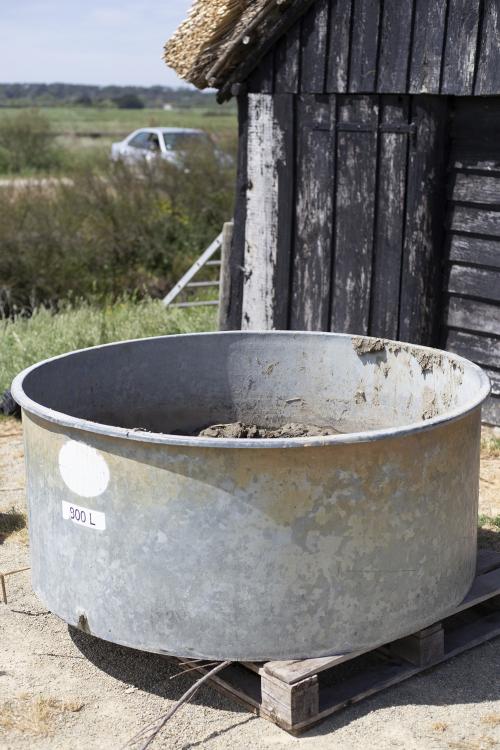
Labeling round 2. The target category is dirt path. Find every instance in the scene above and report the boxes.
[1,417,499,750]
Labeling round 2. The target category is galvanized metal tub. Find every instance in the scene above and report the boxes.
[12,331,490,661]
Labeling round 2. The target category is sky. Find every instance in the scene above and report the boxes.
[0,1,193,87]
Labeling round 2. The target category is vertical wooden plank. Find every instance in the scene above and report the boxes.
[441,0,481,95]
[370,96,410,339]
[399,97,449,345]
[325,0,353,93]
[331,95,379,334]
[222,95,248,330]
[274,23,301,94]
[247,50,275,94]
[290,95,336,331]
[349,0,381,92]
[377,0,414,92]
[242,94,294,329]
[273,94,296,328]
[475,0,500,95]
[409,0,448,94]
[300,0,330,93]
[218,222,234,331]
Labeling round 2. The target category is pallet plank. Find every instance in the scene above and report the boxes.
[176,553,500,735]
[261,673,319,727]
[459,566,500,610]
[265,652,362,684]
[387,624,444,667]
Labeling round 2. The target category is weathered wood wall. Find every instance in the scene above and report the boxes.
[247,0,500,97]
[223,0,500,423]
[232,92,449,348]
[444,98,500,425]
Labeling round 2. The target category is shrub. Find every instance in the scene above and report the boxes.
[0,109,59,173]
[0,145,235,313]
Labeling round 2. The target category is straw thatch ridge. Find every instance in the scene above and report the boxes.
[165,0,318,93]
[164,0,274,89]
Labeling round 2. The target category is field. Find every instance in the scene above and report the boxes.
[0,105,237,174]
[13,105,237,135]
[0,104,236,313]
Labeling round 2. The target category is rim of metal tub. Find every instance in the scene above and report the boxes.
[11,330,491,449]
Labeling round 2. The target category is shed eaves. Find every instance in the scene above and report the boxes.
[164,0,315,96]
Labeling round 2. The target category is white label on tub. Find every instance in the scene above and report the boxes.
[62,501,106,531]
[59,441,110,498]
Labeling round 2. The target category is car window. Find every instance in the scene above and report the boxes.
[147,134,160,151]
[162,132,208,151]
[128,132,152,150]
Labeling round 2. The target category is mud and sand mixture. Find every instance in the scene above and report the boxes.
[197,421,342,438]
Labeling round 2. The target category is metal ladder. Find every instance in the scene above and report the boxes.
[162,232,223,308]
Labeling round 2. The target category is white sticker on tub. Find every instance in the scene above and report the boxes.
[62,500,106,530]
[58,440,110,498]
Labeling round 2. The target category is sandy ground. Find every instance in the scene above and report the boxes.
[1,417,499,750]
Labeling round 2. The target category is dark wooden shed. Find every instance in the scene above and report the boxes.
[165,0,500,425]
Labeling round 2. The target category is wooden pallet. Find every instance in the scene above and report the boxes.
[175,550,500,735]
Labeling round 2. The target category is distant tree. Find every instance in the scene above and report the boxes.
[74,94,93,106]
[114,94,144,110]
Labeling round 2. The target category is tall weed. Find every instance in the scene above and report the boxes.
[0,298,217,392]
[0,109,58,173]
[0,147,234,313]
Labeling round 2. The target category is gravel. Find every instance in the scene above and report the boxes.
[1,417,499,750]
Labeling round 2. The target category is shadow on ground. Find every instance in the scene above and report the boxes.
[69,626,250,714]
[478,526,500,552]
[0,509,26,543]
[70,537,500,744]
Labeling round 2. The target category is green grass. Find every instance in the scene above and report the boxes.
[0,299,217,393]
[0,106,237,177]
[0,106,237,138]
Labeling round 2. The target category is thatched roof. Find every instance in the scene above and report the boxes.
[164,0,316,98]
